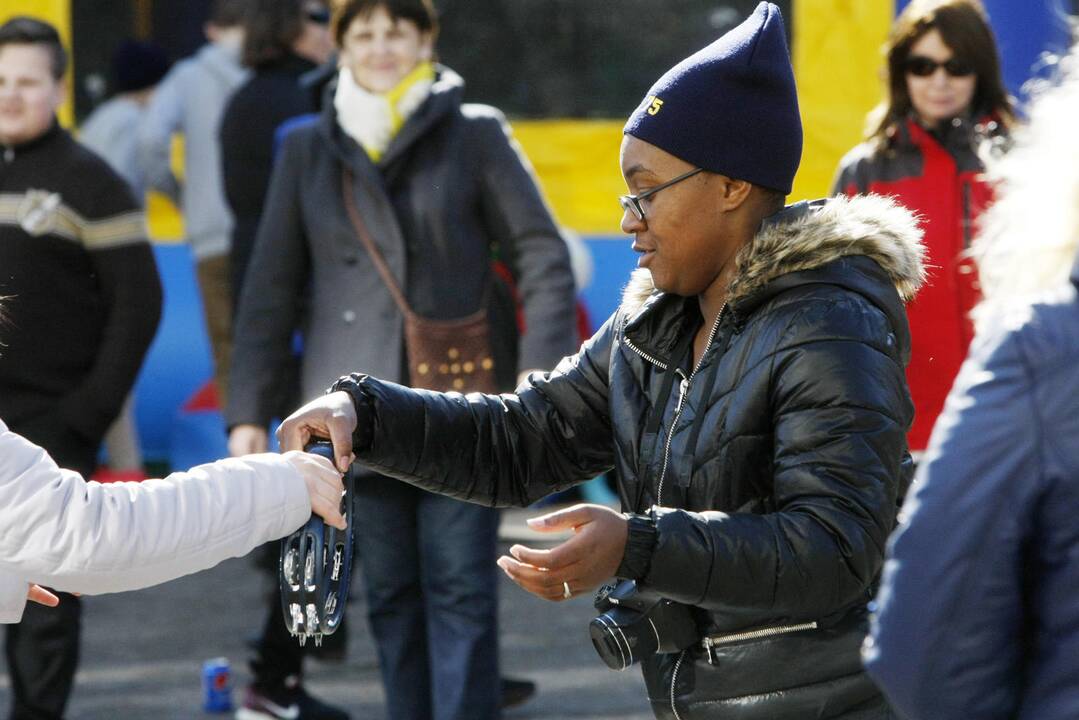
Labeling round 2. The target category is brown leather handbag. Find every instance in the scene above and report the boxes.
[341,170,499,394]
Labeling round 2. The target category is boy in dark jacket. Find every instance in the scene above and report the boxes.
[278,3,925,718]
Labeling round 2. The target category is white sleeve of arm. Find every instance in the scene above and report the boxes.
[0,570,28,624]
[0,424,311,598]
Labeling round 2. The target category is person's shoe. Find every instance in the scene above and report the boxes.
[235,683,349,720]
[500,676,537,709]
[296,688,350,720]
[236,684,299,720]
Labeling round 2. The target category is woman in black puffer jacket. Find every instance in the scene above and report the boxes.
[307,193,923,719]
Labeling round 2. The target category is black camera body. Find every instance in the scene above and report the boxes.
[589,579,699,671]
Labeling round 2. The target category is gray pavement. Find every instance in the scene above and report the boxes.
[0,507,654,719]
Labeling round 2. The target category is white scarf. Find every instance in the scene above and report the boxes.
[333,64,435,161]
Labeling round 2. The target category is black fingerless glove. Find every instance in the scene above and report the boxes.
[328,373,375,452]
[615,509,658,581]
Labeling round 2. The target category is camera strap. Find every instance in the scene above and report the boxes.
[643,329,696,437]
[638,328,697,508]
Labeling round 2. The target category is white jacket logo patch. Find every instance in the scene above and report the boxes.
[16,190,62,237]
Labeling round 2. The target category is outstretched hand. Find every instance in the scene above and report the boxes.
[496,504,628,602]
[277,392,358,473]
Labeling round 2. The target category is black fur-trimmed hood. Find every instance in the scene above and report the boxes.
[621,194,926,314]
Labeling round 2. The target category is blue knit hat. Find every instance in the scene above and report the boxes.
[624,2,802,194]
[111,40,170,93]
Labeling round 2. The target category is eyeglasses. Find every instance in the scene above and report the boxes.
[305,7,330,24]
[619,167,703,222]
[904,55,975,78]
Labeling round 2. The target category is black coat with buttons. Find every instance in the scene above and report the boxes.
[346,196,925,719]
[226,66,576,428]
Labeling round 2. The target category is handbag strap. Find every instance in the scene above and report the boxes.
[341,168,414,319]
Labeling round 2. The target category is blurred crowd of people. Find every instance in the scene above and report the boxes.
[1,0,1078,718]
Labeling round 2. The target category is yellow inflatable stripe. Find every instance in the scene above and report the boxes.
[146,192,184,241]
[791,0,893,202]
[512,120,626,235]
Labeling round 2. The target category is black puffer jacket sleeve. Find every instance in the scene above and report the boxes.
[642,294,907,619]
[351,315,618,507]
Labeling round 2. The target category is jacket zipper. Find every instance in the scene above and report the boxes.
[670,649,687,720]
[625,305,727,720]
[701,621,819,664]
[663,305,726,720]
[668,622,820,717]
[656,303,726,504]
[961,180,972,248]
[622,335,669,371]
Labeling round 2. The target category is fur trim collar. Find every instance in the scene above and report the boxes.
[621,194,926,313]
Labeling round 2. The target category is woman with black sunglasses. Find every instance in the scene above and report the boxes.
[832,0,1014,462]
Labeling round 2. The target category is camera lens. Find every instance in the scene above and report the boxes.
[589,607,660,671]
[590,614,632,670]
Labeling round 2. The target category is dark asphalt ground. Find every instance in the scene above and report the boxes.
[0,508,654,719]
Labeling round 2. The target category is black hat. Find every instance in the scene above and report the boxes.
[624,2,802,194]
[111,40,170,93]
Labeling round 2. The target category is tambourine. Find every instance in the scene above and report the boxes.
[279,440,356,646]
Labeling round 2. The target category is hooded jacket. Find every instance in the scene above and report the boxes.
[338,194,925,719]
[833,115,1006,451]
[866,250,1079,720]
[139,42,248,260]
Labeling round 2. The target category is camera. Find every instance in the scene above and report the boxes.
[589,579,699,671]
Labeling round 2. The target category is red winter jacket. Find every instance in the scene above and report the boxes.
[833,116,1005,451]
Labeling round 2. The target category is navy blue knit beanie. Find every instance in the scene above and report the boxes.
[111,41,171,93]
[624,2,802,194]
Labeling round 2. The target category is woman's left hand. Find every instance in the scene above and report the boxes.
[497,504,628,602]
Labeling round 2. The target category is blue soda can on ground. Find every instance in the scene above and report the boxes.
[202,657,233,712]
